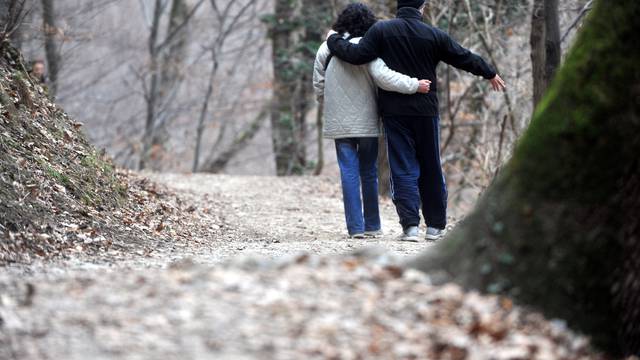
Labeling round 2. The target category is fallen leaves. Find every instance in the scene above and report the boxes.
[0,60,226,266]
[0,254,608,359]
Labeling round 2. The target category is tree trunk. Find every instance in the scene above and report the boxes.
[530,0,560,108]
[41,0,61,98]
[269,0,303,176]
[192,55,217,172]
[409,0,640,355]
[369,0,395,196]
[530,0,546,107]
[0,2,7,22]
[543,0,560,86]
[200,109,268,173]
[150,0,189,170]
[269,0,330,176]
[139,0,163,170]
[160,0,188,92]
[313,102,325,176]
[377,133,391,196]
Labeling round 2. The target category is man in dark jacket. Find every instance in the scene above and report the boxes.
[327,0,506,241]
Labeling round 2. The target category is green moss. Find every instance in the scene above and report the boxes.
[51,127,65,141]
[45,165,72,187]
[80,153,98,168]
[81,193,94,206]
[1,133,18,148]
[114,183,128,199]
[80,152,115,176]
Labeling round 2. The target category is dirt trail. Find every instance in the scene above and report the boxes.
[150,174,430,260]
[0,175,602,360]
[2,174,429,276]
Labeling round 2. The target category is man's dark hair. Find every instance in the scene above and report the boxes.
[333,3,377,38]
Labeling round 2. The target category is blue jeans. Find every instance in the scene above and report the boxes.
[383,116,447,230]
[335,138,381,235]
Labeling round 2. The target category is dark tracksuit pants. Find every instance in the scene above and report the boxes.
[383,115,447,230]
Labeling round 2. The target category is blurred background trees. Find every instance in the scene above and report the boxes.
[5,0,591,217]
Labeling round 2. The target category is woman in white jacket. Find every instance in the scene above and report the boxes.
[313,3,430,239]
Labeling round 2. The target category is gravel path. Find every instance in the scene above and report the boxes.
[2,174,431,276]
[0,175,603,359]
[150,174,434,261]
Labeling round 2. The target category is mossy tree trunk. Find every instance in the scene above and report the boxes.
[409,0,640,355]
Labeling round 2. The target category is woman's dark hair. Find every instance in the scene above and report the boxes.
[333,3,377,38]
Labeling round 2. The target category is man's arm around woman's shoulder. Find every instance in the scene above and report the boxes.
[327,23,382,65]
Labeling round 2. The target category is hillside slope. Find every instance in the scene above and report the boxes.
[0,42,222,265]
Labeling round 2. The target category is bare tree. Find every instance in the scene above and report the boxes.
[0,0,28,49]
[531,0,561,107]
[192,0,259,172]
[139,0,205,170]
[201,108,268,173]
[40,0,62,97]
[148,0,190,164]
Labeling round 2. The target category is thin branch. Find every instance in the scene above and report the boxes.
[561,0,593,43]
[155,0,206,53]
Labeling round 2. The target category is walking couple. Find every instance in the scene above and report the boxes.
[313,0,506,242]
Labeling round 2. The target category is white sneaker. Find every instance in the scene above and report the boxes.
[425,227,445,241]
[400,226,420,242]
[349,233,365,239]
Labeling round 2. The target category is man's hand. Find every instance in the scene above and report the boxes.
[490,74,506,92]
[417,80,431,94]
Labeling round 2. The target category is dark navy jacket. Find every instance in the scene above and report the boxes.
[327,7,497,117]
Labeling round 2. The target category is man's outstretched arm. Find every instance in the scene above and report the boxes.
[439,30,506,91]
[326,25,381,65]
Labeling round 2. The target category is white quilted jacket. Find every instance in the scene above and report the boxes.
[313,37,419,139]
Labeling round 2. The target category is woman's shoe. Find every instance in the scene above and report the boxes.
[349,233,366,239]
[364,230,384,238]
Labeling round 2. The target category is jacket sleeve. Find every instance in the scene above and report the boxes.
[327,25,381,65]
[368,58,419,94]
[439,31,497,79]
[312,42,330,103]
